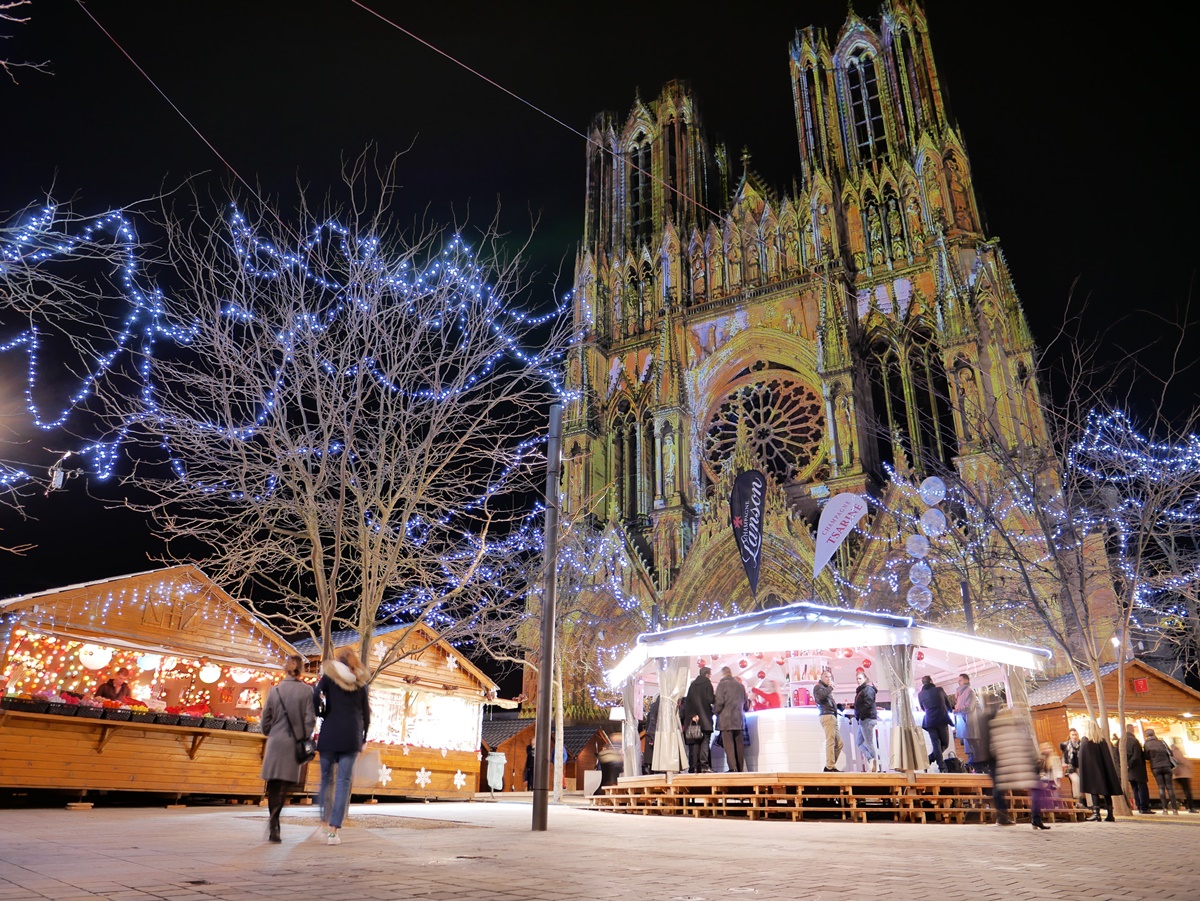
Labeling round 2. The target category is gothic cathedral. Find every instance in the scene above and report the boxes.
[555,1,1047,716]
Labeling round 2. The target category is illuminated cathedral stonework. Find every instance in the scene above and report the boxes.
[551,1,1049,716]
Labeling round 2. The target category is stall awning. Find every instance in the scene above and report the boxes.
[606,601,1052,687]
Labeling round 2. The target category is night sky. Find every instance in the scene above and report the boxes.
[2,1,1196,598]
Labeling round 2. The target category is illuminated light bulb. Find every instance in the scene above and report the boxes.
[229,668,254,684]
[137,653,162,672]
[198,663,222,684]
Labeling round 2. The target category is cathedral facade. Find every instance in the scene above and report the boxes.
[554,1,1048,715]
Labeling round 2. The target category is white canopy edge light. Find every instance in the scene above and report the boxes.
[605,624,1048,688]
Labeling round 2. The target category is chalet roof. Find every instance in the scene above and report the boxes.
[0,564,297,669]
[1027,663,1120,707]
[481,718,534,749]
[292,622,495,693]
[1028,659,1200,709]
[564,724,612,757]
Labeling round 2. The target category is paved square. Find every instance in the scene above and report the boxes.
[0,799,1196,900]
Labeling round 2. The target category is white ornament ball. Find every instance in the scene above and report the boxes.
[907,585,933,610]
[79,644,114,670]
[919,476,947,506]
[919,507,947,538]
[909,561,933,587]
[906,534,931,558]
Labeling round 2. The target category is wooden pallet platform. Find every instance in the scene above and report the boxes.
[591,772,1088,824]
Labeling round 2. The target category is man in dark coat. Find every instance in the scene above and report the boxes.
[713,666,749,773]
[1124,726,1151,813]
[917,675,952,770]
[1079,732,1121,821]
[683,666,716,773]
[1143,728,1180,813]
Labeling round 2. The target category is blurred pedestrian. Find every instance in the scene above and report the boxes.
[260,654,316,843]
[524,738,535,790]
[1143,729,1179,814]
[684,666,715,773]
[313,647,370,845]
[989,706,1042,828]
[643,695,660,774]
[1170,738,1194,812]
[918,675,952,771]
[1124,725,1151,814]
[713,666,748,773]
[598,733,623,790]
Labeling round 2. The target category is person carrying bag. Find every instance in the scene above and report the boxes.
[260,655,316,844]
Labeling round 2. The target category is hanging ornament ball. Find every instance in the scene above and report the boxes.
[198,663,222,684]
[229,668,254,684]
[916,650,926,661]
[841,648,854,659]
[774,657,786,667]
[906,534,931,558]
[919,507,948,538]
[79,644,113,670]
[136,653,162,672]
[862,659,872,669]
[739,658,749,669]
[162,656,179,672]
[909,561,933,587]
[919,476,947,506]
[754,652,764,660]
[698,659,706,667]
[907,584,933,610]
[757,670,767,680]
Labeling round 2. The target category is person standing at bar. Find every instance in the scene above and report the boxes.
[814,668,843,772]
[953,673,977,761]
[918,675,952,771]
[853,669,879,772]
[684,666,715,773]
[713,666,748,773]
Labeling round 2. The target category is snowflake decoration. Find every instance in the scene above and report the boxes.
[453,770,467,789]
[476,751,482,761]
[378,765,393,786]
[402,744,410,755]
[415,767,432,788]
[446,655,458,671]
[440,747,448,758]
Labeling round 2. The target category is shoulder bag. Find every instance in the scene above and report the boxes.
[273,686,316,764]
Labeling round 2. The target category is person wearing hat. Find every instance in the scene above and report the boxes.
[683,666,715,773]
[853,669,879,772]
[1143,729,1180,813]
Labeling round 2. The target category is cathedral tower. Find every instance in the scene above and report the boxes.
[555,0,1046,716]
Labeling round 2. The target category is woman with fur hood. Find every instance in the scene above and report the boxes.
[313,648,371,845]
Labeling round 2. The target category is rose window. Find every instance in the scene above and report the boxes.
[703,377,825,484]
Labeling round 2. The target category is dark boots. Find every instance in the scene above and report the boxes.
[267,779,284,843]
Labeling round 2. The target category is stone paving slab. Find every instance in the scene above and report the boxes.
[1,801,1197,900]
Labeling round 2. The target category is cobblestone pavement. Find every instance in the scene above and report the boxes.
[1,799,1197,901]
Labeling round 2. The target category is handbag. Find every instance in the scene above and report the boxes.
[684,721,703,742]
[273,687,316,764]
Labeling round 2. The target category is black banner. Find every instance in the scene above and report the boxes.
[730,470,766,598]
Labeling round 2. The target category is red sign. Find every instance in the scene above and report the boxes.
[1132,677,1150,694]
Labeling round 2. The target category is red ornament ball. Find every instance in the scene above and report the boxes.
[774,657,786,667]
[861,659,872,669]
[698,659,706,667]
[916,651,925,661]
[739,658,749,669]
[841,648,854,659]
[757,670,767,680]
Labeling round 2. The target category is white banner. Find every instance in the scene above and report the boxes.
[812,493,868,580]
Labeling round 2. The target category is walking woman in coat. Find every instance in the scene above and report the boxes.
[260,654,316,843]
[313,647,371,845]
[989,706,1044,828]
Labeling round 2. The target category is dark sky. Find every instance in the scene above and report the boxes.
[2,0,1196,597]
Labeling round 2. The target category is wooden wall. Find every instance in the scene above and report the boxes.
[0,712,478,801]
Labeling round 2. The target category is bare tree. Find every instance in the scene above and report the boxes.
[1,1,48,83]
[74,156,570,670]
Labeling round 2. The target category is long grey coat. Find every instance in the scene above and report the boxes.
[260,677,317,783]
[713,675,748,731]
